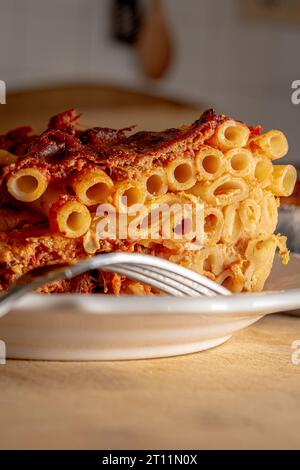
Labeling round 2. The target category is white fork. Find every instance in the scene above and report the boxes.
[0,253,230,319]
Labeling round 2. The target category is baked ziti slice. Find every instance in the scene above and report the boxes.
[0,109,295,294]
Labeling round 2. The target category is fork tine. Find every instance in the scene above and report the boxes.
[132,258,230,296]
[117,264,209,296]
[65,253,229,296]
[105,265,185,296]
[102,254,229,296]
[131,264,216,296]
[113,264,202,296]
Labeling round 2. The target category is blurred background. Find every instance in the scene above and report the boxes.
[0,0,299,165]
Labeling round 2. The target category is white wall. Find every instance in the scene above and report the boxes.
[0,0,299,162]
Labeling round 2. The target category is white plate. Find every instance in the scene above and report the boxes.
[0,255,299,361]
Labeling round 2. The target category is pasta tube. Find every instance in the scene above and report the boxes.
[7,168,49,202]
[32,185,91,238]
[72,168,114,206]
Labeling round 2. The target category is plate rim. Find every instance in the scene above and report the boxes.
[8,288,300,318]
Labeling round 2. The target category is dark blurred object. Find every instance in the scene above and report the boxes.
[243,0,300,24]
[278,206,300,253]
[136,0,173,79]
[278,178,300,253]
[111,0,142,44]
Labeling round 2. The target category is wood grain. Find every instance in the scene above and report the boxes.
[0,314,299,450]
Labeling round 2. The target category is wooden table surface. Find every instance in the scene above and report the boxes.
[0,314,299,450]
